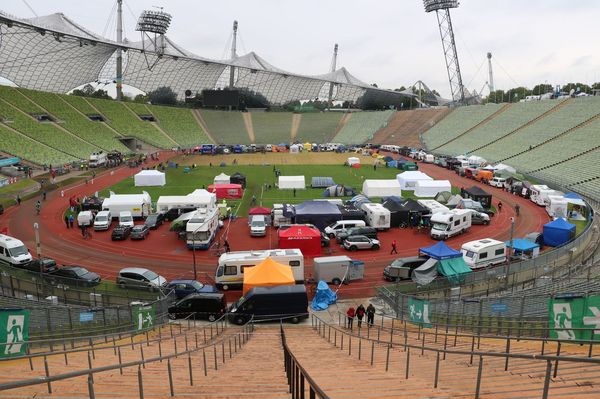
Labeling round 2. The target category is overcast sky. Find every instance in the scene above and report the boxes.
[2,0,600,98]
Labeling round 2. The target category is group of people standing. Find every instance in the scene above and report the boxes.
[346,303,376,329]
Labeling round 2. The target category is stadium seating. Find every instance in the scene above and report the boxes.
[140,104,210,148]
[251,111,293,144]
[533,149,600,195]
[332,110,394,145]
[421,103,504,151]
[17,89,130,153]
[0,124,73,165]
[371,108,451,147]
[437,100,558,155]
[86,98,176,148]
[295,112,343,144]
[199,109,250,144]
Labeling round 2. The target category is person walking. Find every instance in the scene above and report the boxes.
[293,188,296,197]
[498,201,503,212]
[366,303,376,327]
[251,195,257,206]
[69,214,74,228]
[515,203,520,216]
[390,239,398,254]
[42,191,46,201]
[223,239,230,253]
[64,214,70,228]
[346,306,356,330]
[16,195,21,205]
[35,200,41,215]
[356,304,366,329]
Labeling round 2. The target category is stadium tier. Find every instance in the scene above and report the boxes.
[421,103,504,150]
[435,100,559,155]
[332,110,394,145]
[199,109,249,144]
[0,123,74,165]
[295,112,343,144]
[149,105,211,148]
[371,108,451,147]
[533,149,600,196]
[251,112,293,144]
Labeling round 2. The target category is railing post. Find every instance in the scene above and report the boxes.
[542,360,552,399]
[137,366,144,399]
[405,347,410,379]
[469,335,475,365]
[118,347,123,375]
[553,341,561,378]
[203,349,208,376]
[140,345,145,369]
[158,340,162,361]
[167,359,175,397]
[421,332,426,355]
[87,373,95,399]
[44,356,52,394]
[214,344,218,370]
[87,351,94,382]
[504,336,511,371]
[370,341,375,366]
[434,351,440,388]
[474,356,483,399]
[348,335,352,356]
[385,344,391,372]
[188,353,194,386]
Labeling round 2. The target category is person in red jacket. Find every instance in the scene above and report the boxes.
[346,306,356,330]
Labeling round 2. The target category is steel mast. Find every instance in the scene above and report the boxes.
[327,43,338,107]
[229,20,238,88]
[116,0,123,100]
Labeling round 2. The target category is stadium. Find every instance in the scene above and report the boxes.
[0,1,599,398]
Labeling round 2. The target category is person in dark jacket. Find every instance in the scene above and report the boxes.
[64,214,70,228]
[366,304,376,326]
[356,304,366,328]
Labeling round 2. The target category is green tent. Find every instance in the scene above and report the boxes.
[437,257,471,284]
[402,162,418,171]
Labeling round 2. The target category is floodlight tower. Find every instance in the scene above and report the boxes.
[327,43,338,107]
[135,8,172,71]
[116,0,123,100]
[229,20,238,88]
[423,0,465,104]
[487,52,495,93]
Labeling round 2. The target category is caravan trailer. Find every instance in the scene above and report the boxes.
[215,249,304,290]
[461,239,506,269]
[360,203,391,230]
[186,208,220,250]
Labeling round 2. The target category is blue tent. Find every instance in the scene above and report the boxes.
[387,160,398,168]
[564,192,582,200]
[294,201,342,230]
[543,218,576,247]
[505,239,539,252]
[311,281,337,311]
[419,242,462,260]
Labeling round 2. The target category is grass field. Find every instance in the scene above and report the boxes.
[100,154,445,216]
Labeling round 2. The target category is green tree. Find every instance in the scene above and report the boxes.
[134,94,149,103]
[148,86,178,105]
[238,88,270,109]
[531,83,554,96]
[561,82,592,94]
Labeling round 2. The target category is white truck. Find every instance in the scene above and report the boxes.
[313,256,364,285]
[89,152,107,168]
[430,209,472,240]
[360,203,391,230]
[102,191,152,218]
[461,238,506,269]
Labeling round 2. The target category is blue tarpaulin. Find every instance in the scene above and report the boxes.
[564,192,582,199]
[543,218,576,247]
[311,281,337,311]
[505,239,539,252]
[419,242,462,260]
[387,161,397,168]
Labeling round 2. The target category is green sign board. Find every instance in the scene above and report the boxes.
[133,304,155,332]
[549,295,600,341]
[0,309,30,358]
[408,298,431,328]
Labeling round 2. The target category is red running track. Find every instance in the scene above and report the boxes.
[0,154,550,302]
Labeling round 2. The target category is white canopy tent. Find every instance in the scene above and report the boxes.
[279,176,305,189]
[414,180,452,198]
[362,179,402,198]
[494,163,517,174]
[189,189,218,208]
[214,173,230,185]
[468,156,487,166]
[134,170,165,187]
[396,171,433,191]
[347,157,360,166]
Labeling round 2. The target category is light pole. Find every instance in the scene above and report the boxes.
[33,222,41,259]
[505,217,515,289]
[190,229,198,281]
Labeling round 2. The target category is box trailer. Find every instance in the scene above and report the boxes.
[360,203,391,230]
[313,256,364,285]
[101,191,152,218]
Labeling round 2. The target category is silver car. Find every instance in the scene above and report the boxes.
[343,235,380,251]
[116,267,167,291]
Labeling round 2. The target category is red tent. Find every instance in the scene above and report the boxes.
[278,225,321,257]
[249,207,271,215]
[207,184,243,199]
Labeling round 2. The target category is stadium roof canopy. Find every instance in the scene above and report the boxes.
[0,11,415,105]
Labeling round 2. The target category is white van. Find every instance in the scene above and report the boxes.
[360,203,391,230]
[0,234,33,266]
[489,177,507,188]
[215,249,304,290]
[324,220,366,238]
[461,239,506,269]
[77,211,94,227]
[430,209,472,240]
[118,211,134,227]
[93,210,111,231]
[249,215,267,237]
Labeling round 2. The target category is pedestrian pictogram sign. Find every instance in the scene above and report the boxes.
[133,305,155,332]
[0,309,29,358]
[408,297,431,328]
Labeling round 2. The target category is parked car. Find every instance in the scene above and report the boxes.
[47,266,101,287]
[166,279,218,299]
[144,213,166,229]
[116,267,167,290]
[343,235,380,251]
[18,257,58,273]
[336,226,378,243]
[130,225,150,240]
[469,210,490,225]
[111,225,132,240]
[383,256,429,281]
[320,232,331,247]
[168,293,227,321]
[93,210,111,231]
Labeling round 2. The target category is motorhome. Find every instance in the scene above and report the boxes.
[102,191,152,218]
[313,256,364,285]
[186,207,220,249]
[530,185,560,206]
[546,195,568,218]
[89,151,107,167]
[360,203,391,230]
[215,248,304,290]
[417,200,449,215]
[461,239,506,269]
[156,194,215,214]
[430,209,472,240]
[0,234,32,266]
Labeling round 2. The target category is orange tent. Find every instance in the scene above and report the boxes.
[242,257,295,294]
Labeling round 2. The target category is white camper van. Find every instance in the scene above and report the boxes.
[461,239,506,269]
[530,185,560,206]
[313,256,364,285]
[0,234,33,266]
[186,207,220,249]
[546,195,568,218]
[89,152,107,167]
[417,200,449,215]
[360,203,391,230]
[430,209,472,240]
[215,249,304,290]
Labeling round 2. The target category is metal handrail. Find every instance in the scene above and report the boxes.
[280,322,329,399]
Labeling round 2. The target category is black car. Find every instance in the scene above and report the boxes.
[111,225,132,240]
[46,266,101,287]
[336,226,378,243]
[82,197,104,212]
[144,213,166,229]
[19,257,58,273]
[130,224,150,240]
